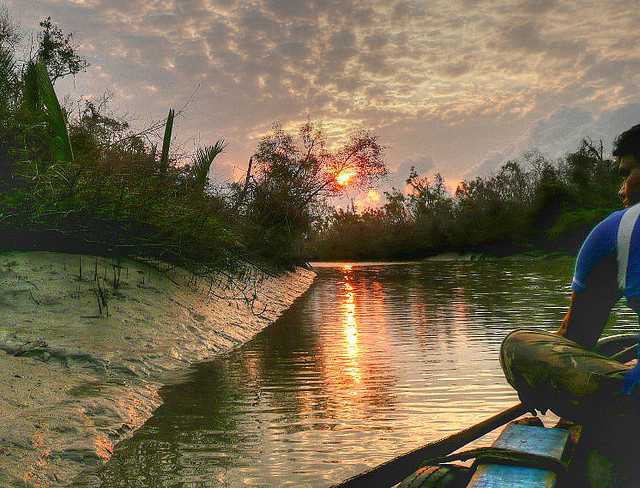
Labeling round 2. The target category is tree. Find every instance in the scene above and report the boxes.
[405,168,452,220]
[250,121,387,207]
[237,120,388,264]
[560,138,619,209]
[189,140,226,192]
[0,6,19,117]
[0,6,19,49]
[382,188,408,226]
[0,7,18,182]
[0,6,19,148]
[36,17,88,83]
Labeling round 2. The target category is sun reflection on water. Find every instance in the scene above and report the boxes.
[99,261,591,487]
[342,270,361,385]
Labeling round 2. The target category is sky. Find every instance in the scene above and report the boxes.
[6,0,640,205]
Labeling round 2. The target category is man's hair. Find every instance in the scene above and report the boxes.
[613,124,640,160]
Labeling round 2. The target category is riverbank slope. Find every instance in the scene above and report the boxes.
[0,251,315,487]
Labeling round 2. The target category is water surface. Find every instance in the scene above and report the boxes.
[96,259,638,487]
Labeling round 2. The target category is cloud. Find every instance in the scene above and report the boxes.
[5,0,640,187]
[466,103,640,178]
[441,60,472,78]
[388,155,435,191]
[391,1,427,21]
[499,21,545,51]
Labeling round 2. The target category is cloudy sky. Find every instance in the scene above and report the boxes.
[6,0,640,202]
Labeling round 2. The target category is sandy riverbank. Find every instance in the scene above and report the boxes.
[0,251,315,487]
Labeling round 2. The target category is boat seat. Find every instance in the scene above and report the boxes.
[466,422,573,488]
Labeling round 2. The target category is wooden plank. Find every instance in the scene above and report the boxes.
[469,464,556,488]
[467,424,570,488]
[494,424,569,459]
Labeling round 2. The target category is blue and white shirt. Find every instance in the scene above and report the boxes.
[572,203,640,305]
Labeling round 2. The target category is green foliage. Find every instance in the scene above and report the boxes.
[159,108,174,175]
[190,140,226,191]
[32,61,73,162]
[21,62,40,110]
[310,143,625,260]
[0,9,17,119]
[0,7,19,181]
[9,6,620,269]
[547,208,615,240]
[0,10,309,272]
[3,110,239,271]
[3,9,385,271]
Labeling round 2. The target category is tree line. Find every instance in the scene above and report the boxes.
[308,141,623,261]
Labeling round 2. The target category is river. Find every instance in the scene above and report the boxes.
[94,259,637,487]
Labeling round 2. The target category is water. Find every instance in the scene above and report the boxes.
[95,259,638,487]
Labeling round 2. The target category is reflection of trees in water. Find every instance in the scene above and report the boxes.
[448,260,575,344]
[356,261,576,379]
[400,260,575,345]
[97,262,583,487]
[97,359,248,486]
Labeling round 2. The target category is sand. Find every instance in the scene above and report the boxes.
[0,251,315,487]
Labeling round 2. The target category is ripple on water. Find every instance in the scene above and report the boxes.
[96,259,638,487]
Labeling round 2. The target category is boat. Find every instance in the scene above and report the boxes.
[395,331,640,488]
[334,331,640,488]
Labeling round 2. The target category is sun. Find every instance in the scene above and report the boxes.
[335,167,357,187]
[367,189,381,203]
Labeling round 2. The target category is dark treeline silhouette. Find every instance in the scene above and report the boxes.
[0,10,386,271]
[308,141,623,261]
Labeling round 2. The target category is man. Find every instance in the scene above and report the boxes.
[557,123,640,393]
[503,134,640,487]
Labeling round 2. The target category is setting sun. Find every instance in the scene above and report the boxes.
[335,168,357,187]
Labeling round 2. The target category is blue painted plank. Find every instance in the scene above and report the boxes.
[470,464,555,488]
[467,424,570,488]
[493,424,569,459]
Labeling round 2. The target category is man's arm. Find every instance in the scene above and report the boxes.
[557,252,621,348]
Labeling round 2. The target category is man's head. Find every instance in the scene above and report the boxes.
[613,124,640,207]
